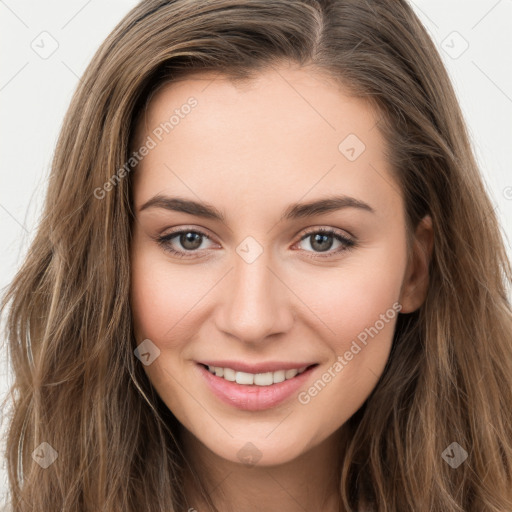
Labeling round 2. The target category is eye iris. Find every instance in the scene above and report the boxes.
[180,232,202,250]
[311,233,333,252]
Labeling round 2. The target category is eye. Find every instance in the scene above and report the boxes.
[155,226,356,260]
[294,228,356,258]
[156,228,215,259]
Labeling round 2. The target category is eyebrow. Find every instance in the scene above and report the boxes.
[138,194,375,221]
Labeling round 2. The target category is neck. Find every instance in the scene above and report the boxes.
[180,426,347,512]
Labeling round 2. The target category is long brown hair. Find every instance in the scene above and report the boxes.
[1,0,511,510]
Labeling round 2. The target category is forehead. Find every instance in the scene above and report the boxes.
[136,65,379,143]
[131,65,400,220]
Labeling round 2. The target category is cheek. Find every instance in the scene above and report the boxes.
[129,247,208,407]
[289,238,406,339]
[331,260,404,348]
[287,242,406,405]
[131,255,207,347]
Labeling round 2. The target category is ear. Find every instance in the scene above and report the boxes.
[399,215,434,314]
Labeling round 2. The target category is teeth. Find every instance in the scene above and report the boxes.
[235,371,254,385]
[285,369,298,379]
[254,372,273,386]
[272,370,285,383]
[205,365,309,386]
[223,367,236,381]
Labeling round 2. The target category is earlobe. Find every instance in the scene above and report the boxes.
[399,215,434,314]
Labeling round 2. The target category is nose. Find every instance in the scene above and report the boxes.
[214,247,295,345]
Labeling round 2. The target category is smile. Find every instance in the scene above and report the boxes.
[204,364,309,386]
[197,362,318,411]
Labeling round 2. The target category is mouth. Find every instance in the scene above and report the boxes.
[196,361,319,411]
[199,363,314,385]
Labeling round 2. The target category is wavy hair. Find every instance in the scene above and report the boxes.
[1,0,511,510]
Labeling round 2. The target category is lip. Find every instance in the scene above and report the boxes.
[196,362,318,411]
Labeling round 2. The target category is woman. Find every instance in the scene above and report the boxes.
[1,0,511,510]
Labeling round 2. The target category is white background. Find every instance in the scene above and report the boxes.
[1,0,511,506]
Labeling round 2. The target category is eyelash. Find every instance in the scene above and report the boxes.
[155,227,356,260]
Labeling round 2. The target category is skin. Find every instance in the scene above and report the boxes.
[129,62,433,512]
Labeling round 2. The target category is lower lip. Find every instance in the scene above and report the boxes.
[196,363,317,411]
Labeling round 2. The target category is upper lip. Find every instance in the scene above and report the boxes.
[198,360,317,374]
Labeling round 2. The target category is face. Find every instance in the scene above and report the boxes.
[129,63,431,467]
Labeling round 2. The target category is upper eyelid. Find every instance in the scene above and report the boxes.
[161,226,216,244]
[298,226,354,240]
